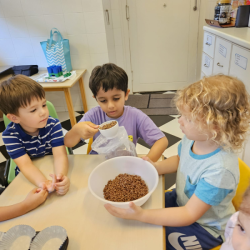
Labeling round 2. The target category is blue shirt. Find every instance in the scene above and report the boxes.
[176,135,239,238]
[2,116,64,159]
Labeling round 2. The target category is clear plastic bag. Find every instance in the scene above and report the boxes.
[91,126,137,159]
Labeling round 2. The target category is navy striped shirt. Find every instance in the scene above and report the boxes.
[2,116,64,159]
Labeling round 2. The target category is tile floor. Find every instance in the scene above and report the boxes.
[0,112,183,190]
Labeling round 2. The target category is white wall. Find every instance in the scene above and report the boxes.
[0,0,110,111]
[0,0,219,112]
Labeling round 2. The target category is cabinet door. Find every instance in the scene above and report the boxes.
[202,53,213,76]
[203,32,216,58]
[213,37,232,75]
[229,45,250,93]
[127,0,200,92]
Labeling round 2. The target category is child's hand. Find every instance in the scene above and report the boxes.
[142,156,157,167]
[23,188,48,212]
[40,175,56,193]
[52,173,70,195]
[77,121,99,140]
[142,156,160,174]
[104,202,143,220]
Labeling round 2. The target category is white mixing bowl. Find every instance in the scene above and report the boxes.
[88,156,159,208]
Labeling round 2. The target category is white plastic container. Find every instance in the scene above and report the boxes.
[88,156,159,209]
[98,120,119,139]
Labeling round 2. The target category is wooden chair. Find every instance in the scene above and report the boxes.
[87,137,93,154]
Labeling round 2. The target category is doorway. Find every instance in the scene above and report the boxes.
[123,0,200,92]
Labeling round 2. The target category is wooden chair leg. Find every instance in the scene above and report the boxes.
[64,88,77,127]
[79,77,88,113]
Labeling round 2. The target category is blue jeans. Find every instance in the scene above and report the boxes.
[165,189,223,250]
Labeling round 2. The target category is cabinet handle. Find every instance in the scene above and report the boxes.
[193,0,197,11]
[205,42,211,46]
[126,5,130,21]
[105,9,110,25]
[204,64,209,68]
[217,62,223,67]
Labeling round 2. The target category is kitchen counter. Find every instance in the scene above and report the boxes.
[203,26,250,50]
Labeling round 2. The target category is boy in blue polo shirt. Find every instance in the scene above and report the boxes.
[0,75,70,195]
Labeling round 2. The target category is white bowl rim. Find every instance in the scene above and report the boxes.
[88,156,159,205]
[98,120,119,131]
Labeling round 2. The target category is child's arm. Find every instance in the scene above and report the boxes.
[14,154,55,192]
[143,155,180,175]
[146,137,168,162]
[105,193,211,227]
[64,121,99,148]
[0,188,48,222]
[52,146,70,195]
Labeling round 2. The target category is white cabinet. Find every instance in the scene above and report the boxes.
[213,37,232,75]
[201,27,250,166]
[229,45,250,93]
[202,53,213,76]
[203,32,216,58]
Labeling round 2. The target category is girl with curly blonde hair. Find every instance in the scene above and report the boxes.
[105,75,250,250]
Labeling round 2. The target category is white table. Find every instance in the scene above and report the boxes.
[0,155,165,250]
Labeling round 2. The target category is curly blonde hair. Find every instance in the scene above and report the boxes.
[175,75,250,152]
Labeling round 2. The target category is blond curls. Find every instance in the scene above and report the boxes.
[175,75,250,152]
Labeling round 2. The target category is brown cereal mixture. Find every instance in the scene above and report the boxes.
[99,121,117,130]
[103,173,148,202]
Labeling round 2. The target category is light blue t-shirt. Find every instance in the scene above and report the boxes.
[176,136,239,238]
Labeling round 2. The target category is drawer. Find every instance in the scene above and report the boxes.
[213,37,232,75]
[203,32,216,58]
[229,45,250,93]
[202,53,213,76]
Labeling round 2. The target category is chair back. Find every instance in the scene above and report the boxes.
[87,137,93,154]
[232,158,250,211]
[46,100,59,119]
[3,114,11,128]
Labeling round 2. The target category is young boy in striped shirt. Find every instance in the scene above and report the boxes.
[0,75,70,195]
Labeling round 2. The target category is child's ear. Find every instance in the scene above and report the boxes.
[125,89,130,101]
[6,113,20,124]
